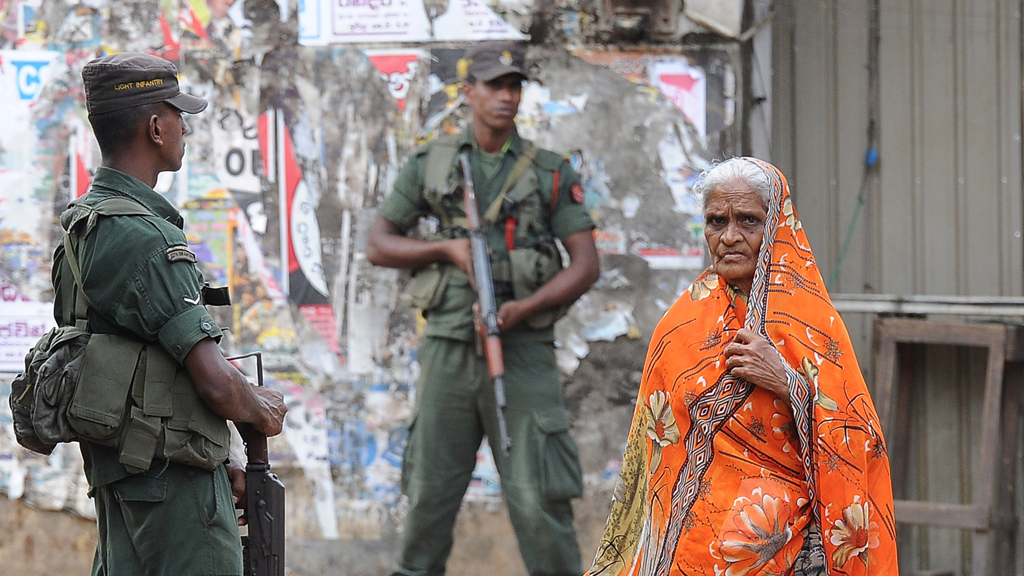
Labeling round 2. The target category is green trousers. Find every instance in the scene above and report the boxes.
[90,461,243,576]
[395,337,584,576]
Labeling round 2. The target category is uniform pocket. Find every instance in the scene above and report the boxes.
[533,409,583,502]
[408,263,453,311]
[191,467,225,527]
[68,334,144,443]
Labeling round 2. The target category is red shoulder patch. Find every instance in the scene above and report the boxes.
[570,183,585,204]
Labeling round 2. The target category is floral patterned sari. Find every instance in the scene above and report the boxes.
[590,158,897,576]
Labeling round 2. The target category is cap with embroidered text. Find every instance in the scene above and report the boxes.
[82,52,207,116]
[462,41,527,83]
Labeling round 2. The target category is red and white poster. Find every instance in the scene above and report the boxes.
[649,60,707,142]
[258,110,339,353]
[69,116,93,199]
[365,50,424,112]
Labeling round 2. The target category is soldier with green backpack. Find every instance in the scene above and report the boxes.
[367,41,600,576]
[28,52,288,576]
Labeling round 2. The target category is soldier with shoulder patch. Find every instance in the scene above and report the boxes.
[53,53,288,576]
[368,41,600,576]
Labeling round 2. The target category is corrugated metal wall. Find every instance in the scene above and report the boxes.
[771,1,1024,574]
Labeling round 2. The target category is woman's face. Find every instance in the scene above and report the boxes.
[703,181,767,295]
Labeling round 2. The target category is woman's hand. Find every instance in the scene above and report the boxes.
[724,328,791,408]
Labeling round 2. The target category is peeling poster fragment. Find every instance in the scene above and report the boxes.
[299,0,525,46]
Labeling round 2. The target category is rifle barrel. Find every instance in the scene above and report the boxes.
[459,152,513,455]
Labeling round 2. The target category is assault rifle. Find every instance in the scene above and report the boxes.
[459,152,512,455]
[227,352,285,576]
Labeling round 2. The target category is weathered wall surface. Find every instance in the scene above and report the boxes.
[0,1,743,574]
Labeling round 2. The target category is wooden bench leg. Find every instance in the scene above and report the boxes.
[991,360,1024,576]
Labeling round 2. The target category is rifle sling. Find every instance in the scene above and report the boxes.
[482,145,539,224]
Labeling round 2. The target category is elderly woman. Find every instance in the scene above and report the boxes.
[590,158,897,575]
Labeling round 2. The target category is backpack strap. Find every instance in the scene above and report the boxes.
[61,237,89,330]
[482,142,539,224]
[61,196,154,329]
[424,137,543,229]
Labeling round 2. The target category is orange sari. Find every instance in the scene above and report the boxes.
[591,159,897,576]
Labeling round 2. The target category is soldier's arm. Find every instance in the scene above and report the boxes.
[183,338,287,436]
[366,216,472,275]
[368,145,474,272]
[496,229,599,330]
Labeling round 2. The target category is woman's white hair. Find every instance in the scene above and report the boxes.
[692,158,771,214]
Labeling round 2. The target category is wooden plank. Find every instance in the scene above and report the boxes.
[877,318,1005,348]
[976,341,1007,512]
[872,318,898,434]
[895,501,990,530]
[992,361,1023,575]
[1002,326,1024,362]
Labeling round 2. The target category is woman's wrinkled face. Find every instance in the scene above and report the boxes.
[703,182,767,295]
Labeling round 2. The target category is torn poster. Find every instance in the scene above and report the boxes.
[299,0,525,46]
[0,298,54,373]
[649,59,707,143]
[259,109,339,354]
[278,378,340,539]
[365,50,424,113]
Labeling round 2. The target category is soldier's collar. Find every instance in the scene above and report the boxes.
[89,167,183,226]
[472,135,514,157]
[460,124,523,156]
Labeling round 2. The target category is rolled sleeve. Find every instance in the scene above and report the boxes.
[549,162,596,240]
[157,306,222,363]
[377,153,429,232]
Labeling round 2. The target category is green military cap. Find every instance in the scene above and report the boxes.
[462,41,527,82]
[82,52,207,116]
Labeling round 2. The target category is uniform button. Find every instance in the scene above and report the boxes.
[201,321,212,331]
[174,345,183,355]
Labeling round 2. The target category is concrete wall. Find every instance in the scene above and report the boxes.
[0,1,746,574]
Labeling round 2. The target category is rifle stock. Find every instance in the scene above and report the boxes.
[459,152,512,455]
[227,352,285,576]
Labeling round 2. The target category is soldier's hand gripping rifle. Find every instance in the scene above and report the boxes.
[459,152,512,455]
[227,352,285,576]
